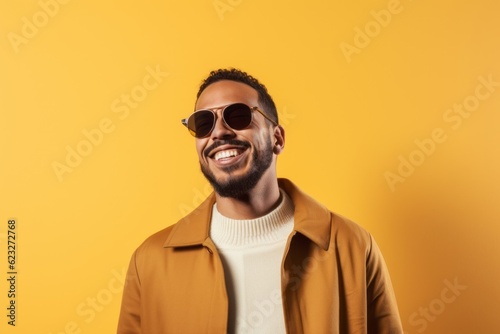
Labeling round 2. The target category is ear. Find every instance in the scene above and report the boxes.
[272,125,285,155]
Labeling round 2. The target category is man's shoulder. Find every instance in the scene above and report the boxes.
[134,192,216,256]
[135,224,176,255]
[279,178,372,248]
[330,212,372,246]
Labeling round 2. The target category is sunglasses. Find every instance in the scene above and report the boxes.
[181,103,278,138]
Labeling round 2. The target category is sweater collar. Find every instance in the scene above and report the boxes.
[163,178,332,251]
[210,189,295,248]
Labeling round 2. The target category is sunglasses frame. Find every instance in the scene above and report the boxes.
[181,103,278,138]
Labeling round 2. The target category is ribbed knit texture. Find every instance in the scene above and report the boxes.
[210,189,294,334]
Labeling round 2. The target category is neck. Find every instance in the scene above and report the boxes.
[215,178,281,219]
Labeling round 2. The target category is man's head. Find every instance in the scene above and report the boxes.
[188,68,285,199]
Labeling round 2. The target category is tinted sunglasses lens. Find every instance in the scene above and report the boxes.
[224,103,252,130]
[189,110,215,138]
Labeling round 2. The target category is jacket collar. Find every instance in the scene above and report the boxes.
[164,178,332,251]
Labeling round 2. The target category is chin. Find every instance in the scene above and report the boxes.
[201,163,270,199]
[200,136,274,198]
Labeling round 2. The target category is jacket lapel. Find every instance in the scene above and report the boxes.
[163,178,332,251]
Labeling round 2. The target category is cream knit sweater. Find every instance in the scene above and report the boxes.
[210,190,295,334]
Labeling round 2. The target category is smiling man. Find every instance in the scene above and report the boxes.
[117,68,403,334]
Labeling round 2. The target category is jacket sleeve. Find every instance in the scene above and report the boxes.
[117,250,142,334]
[366,235,404,334]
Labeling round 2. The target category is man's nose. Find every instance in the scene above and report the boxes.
[210,113,235,140]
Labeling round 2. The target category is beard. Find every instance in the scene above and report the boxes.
[200,137,274,199]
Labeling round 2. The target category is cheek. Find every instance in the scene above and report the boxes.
[251,129,272,149]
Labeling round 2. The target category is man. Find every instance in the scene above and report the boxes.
[118,68,403,333]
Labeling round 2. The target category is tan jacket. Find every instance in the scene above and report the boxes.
[118,179,403,333]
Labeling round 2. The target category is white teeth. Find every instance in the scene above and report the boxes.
[215,149,239,161]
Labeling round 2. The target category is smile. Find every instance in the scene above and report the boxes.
[208,146,249,167]
[214,149,242,161]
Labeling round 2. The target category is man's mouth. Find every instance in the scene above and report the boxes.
[205,140,251,166]
[213,148,245,162]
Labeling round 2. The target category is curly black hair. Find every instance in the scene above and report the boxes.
[196,68,279,125]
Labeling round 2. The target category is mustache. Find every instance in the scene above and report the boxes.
[204,139,251,158]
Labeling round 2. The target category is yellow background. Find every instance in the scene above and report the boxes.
[1,0,499,333]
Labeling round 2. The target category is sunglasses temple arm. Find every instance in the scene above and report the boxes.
[255,108,278,126]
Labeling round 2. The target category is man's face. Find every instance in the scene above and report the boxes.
[194,80,277,198]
